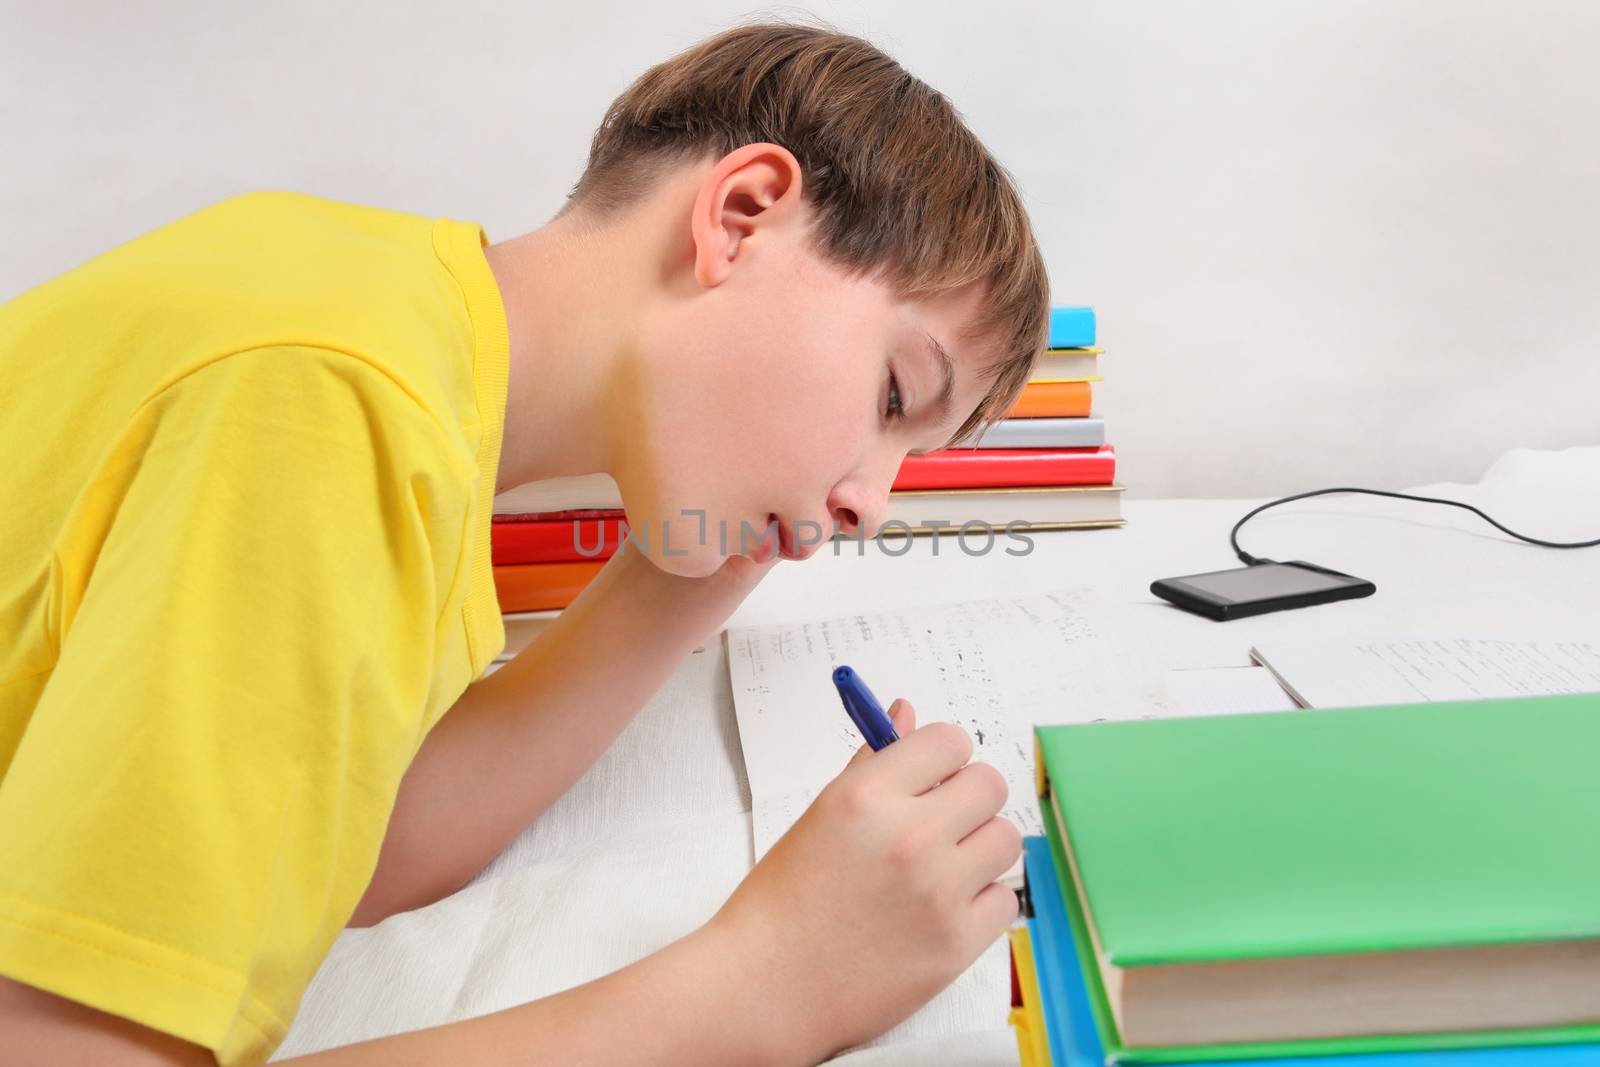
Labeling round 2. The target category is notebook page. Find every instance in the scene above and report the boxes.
[1249,636,1600,708]
[727,588,1173,881]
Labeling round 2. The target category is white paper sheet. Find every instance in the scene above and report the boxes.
[1249,636,1600,708]
[727,589,1174,884]
[1164,665,1300,714]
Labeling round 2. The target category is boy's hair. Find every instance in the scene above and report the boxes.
[565,20,1050,444]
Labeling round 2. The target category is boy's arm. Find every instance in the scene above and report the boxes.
[0,919,785,1066]
[291,919,781,1065]
[350,542,772,926]
[6,691,1017,1067]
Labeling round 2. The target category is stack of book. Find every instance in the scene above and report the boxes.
[888,305,1124,534]
[490,474,624,612]
[1008,691,1600,1067]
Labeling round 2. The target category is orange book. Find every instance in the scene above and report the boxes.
[493,560,606,612]
[1007,380,1092,418]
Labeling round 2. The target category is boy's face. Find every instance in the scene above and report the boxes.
[612,145,996,578]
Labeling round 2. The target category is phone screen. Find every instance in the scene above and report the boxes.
[1174,562,1367,603]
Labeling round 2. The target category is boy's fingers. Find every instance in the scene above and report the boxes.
[846,699,916,766]
[871,721,973,795]
[968,881,1023,950]
[917,759,1012,844]
[956,814,1025,899]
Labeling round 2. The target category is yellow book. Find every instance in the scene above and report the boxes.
[1034,346,1101,380]
[1008,925,1052,1067]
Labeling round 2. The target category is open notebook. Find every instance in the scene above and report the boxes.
[726,589,1177,888]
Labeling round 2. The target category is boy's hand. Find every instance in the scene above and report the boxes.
[703,700,1022,1063]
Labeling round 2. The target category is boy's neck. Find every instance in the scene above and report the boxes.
[483,210,637,495]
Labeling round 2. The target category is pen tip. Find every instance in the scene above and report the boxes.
[832,665,854,685]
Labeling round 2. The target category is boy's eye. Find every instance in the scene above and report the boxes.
[885,369,907,422]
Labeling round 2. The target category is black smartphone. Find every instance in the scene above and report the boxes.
[1150,560,1376,621]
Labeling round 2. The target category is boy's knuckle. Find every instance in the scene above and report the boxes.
[998,816,1023,857]
[886,826,927,874]
[968,761,1008,809]
[829,779,874,819]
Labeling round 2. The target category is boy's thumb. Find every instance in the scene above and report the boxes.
[846,699,917,766]
[887,698,916,734]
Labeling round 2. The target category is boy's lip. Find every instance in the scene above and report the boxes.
[743,514,781,564]
[775,514,823,560]
[743,513,820,563]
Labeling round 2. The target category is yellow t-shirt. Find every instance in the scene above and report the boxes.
[0,191,509,1064]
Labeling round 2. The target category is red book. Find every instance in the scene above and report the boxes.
[893,446,1115,491]
[492,512,630,565]
[493,508,626,522]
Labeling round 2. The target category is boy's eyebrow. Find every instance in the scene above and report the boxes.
[904,330,958,457]
[923,329,956,425]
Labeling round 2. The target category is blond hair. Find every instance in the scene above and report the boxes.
[567,20,1050,443]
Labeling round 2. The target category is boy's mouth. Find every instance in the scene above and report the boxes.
[743,513,818,563]
[747,513,805,563]
[776,516,798,559]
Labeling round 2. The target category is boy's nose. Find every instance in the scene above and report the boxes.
[827,482,889,539]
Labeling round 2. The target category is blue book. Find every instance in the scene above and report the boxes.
[1020,836,1600,1067]
[1049,307,1096,349]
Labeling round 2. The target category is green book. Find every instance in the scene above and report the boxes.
[1033,691,1600,1063]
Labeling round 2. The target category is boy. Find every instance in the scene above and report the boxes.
[0,21,1048,1067]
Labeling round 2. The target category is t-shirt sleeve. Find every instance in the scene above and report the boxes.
[0,345,471,1066]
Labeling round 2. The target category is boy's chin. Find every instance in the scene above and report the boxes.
[619,504,771,578]
[631,541,732,579]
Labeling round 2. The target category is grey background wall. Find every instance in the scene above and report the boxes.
[4,0,1597,499]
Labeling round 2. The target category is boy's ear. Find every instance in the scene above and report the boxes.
[690,142,804,289]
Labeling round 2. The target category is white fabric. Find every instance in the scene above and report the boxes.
[274,446,1600,1064]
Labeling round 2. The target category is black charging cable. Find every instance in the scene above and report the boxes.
[1230,487,1600,566]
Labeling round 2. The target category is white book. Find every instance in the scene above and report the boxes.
[492,477,1124,530]
[973,415,1105,449]
[885,484,1123,531]
[493,472,622,515]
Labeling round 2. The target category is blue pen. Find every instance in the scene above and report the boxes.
[833,665,900,751]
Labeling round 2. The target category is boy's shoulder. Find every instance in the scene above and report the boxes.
[89,189,494,437]
[187,189,436,249]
